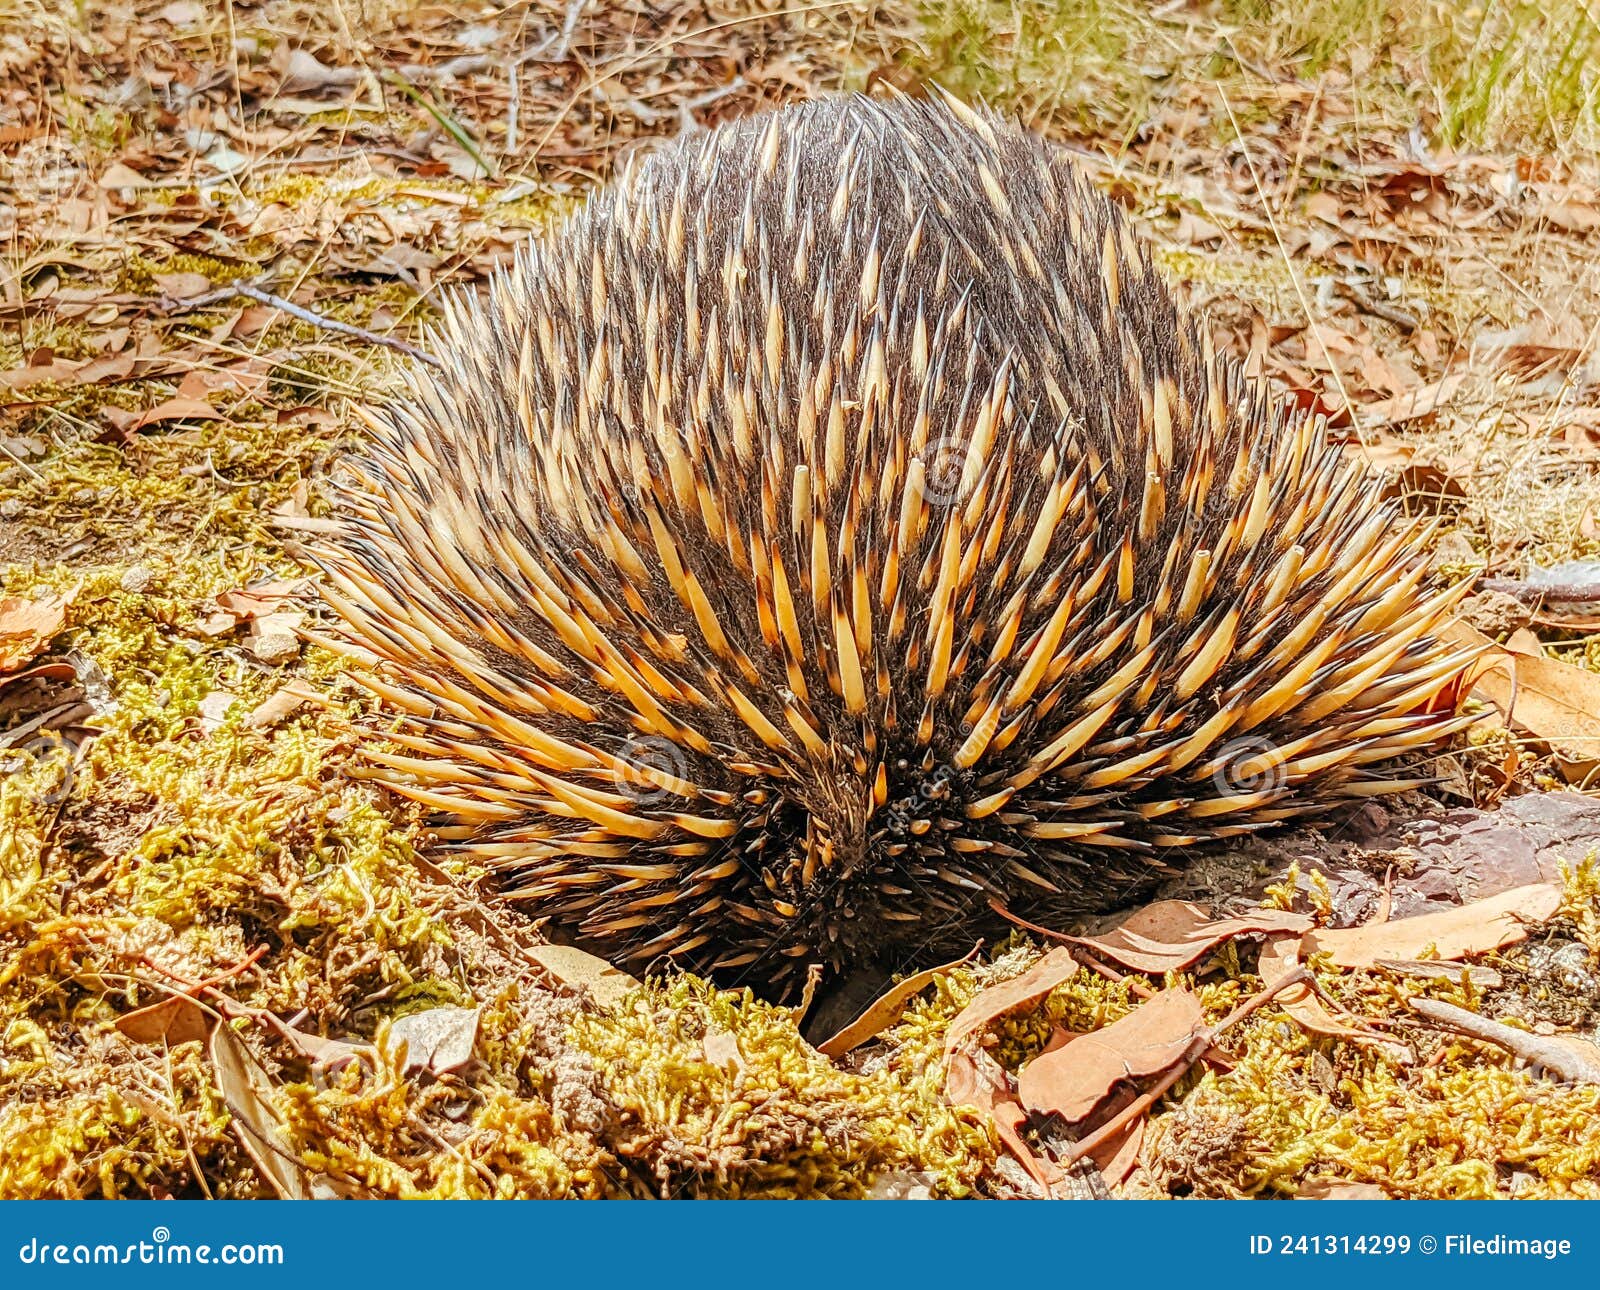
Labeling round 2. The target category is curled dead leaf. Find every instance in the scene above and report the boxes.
[0,594,71,673]
[209,1023,312,1200]
[526,944,640,1011]
[1302,882,1562,967]
[1072,900,1311,974]
[115,993,212,1048]
[817,950,975,1060]
[942,946,1079,1064]
[1446,621,1600,783]
[1258,937,1399,1047]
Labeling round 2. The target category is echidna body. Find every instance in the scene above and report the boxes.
[318,95,1475,993]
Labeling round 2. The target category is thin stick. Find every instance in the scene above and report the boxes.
[1408,997,1600,1084]
[988,897,1158,999]
[164,283,440,367]
[1479,576,1600,607]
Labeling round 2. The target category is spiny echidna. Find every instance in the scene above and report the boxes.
[316,94,1477,996]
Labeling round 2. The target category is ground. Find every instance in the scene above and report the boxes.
[2,0,1599,1199]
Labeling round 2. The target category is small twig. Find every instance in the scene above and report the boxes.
[505,60,520,156]
[1407,997,1600,1085]
[1333,279,1420,332]
[549,0,588,61]
[988,898,1157,999]
[1479,577,1600,608]
[163,282,440,367]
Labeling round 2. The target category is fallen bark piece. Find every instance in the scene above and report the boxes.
[1408,998,1600,1085]
[1016,987,1204,1123]
[1073,899,1312,973]
[1303,882,1562,967]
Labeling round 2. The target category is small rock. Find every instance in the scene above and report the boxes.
[119,565,154,594]
[0,436,46,461]
[248,630,300,666]
[0,499,23,520]
[1459,588,1528,637]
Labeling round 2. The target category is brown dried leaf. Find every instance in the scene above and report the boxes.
[1471,634,1600,781]
[1303,883,1562,967]
[1259,937,1395,1045]
[1015,987,1204,1123]
[945,1045,1058,1194]
[943,946,1079,1061]
[0,594,69,673]
[1073,900,1311,973]
[214,582,302,619]
[0,359,83,392]
[131,396,219,429]
[525,944,639,1011]
[115,994,212,1047]
[817,952,973,1059]
[209,1023,312,1200]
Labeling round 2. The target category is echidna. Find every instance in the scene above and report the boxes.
[317,94,1477,995]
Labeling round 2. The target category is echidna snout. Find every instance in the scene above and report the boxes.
[316,94,1477,995]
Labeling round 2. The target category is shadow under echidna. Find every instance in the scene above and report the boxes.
[314,94,1479,1000]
